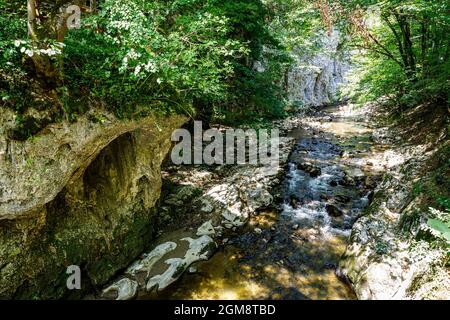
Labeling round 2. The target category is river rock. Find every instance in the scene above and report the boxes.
[326,204,343,217]
[222,203,248,228]
[339,174,355,186]
[199,198,215,213]
[164,185,199,206]
[126,242,177,283]
[102,278,138,301]
[335,195,351,203]
[188,266,198,274]
[364,176,377,189]
[244,187,273,211]
[297,162,322,177]
[290,195,302,208]
[254,228,263,235]
[367,191,375,205]
[196,220,216,237]
[329,180,338,187]
[146,235,217,292]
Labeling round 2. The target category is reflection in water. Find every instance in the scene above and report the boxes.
[150,106,381,300]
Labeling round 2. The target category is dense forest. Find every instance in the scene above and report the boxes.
[1,1,448,129]
[0,0,448,301]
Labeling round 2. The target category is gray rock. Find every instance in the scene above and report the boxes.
[199,198,215,213]
[339,175,355,186]
[188,266,198,274]
[254,228,263,234]
[326,204,343,217]
[126,242,177,281]
[297,162,322,177]
[196,220,216,237]
[146,236,216,292]
[102,278,138,301]
[244,187,273,211]
[286,30,350,107]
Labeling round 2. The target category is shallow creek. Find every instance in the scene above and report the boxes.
[147,106,384,300]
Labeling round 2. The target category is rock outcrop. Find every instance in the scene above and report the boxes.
[287,30,350,107]
[0,107,186,299]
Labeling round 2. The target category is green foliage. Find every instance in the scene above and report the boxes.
[423,208,450,249]
[335,0,450,108]
[208,0,291,124]
[0,3,31,112]
[0,0,292,126]
[375,240,391,255]
[427,218,450,244]
[437,197,450,212]
[265,0,325,53]
[62,0,250,118]
[1,0,447,130]
[409,149,450,213]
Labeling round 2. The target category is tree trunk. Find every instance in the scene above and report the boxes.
[395,11,416,79]
[27,0,38,41]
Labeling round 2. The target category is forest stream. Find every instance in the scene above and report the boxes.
[1,0,448,303]
[141,104,387,300]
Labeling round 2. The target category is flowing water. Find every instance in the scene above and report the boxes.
[150,105,383,300]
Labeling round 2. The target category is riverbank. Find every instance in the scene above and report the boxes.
[340,102,449,300]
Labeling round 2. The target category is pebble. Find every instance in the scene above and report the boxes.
[188,266,198,273]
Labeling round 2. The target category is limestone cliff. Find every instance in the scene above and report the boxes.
[287,30,350,107]
[0,107,186,298]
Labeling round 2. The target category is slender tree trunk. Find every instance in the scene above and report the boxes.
[421,18,428,69]
[396,11,416,79]
[27,0,38,41]
[383,14,408,70]
[284,69,289,94]
[27,0,61,87]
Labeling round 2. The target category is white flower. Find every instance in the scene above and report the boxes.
[144,60,156,73]
[134,65,142,76]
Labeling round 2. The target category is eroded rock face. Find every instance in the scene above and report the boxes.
[0,108,186,299]
[287,30,350,107]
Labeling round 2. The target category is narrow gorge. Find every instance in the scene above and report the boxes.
[0,0,448,302]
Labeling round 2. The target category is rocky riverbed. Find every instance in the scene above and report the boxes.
[98,102,387,300]
[98,101,448,301]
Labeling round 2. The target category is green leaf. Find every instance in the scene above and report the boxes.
[427,218,450,242]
